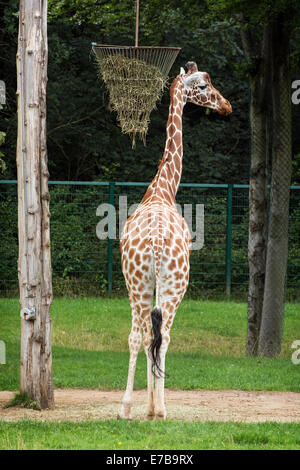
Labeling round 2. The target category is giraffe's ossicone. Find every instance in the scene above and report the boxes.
[119,62,232,420]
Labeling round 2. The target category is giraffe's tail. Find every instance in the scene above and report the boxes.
[149,243,167,378]
[149,307,163,378]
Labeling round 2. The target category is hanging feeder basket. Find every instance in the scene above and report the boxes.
[92,1,180,146]
[92,44,180,146]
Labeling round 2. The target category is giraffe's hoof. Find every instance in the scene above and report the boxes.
[117,406,132,420]
[146,412,155,421]
[118,402,132,420]
[155,410,167,420]
[117,413,132,421]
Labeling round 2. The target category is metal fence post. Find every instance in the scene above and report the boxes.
[107,182,115,293]
[226,184,233,298]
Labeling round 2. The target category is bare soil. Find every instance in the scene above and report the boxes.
[0,389,300,423]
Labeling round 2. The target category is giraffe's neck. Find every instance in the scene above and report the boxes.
[141,77,184,206]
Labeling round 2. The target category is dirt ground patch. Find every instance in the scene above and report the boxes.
[0,389,300,423]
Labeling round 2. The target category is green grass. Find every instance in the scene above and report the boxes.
[0,420,300,450]
[0,298,299,392]
[1,298,300,450]
[3,392,41,411]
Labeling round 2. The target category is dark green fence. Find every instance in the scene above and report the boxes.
[0,180,299,298]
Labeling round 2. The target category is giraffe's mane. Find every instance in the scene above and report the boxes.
[156,75,183,174]
[139,75,183,205]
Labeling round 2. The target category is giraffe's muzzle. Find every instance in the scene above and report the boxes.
[218,98,232,116]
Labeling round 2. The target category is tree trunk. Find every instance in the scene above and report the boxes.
[258,15,292,357]
[240,19,269,356]
[246,96,268,356]
[16,0,54,408]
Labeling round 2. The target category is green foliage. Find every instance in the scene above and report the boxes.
[1,0,299,183]
[0,184,109,296]
[0,185,18,294]
[0,0,251,183]
[50,185,108,295]
[206,0,300,26]
[1,0,300,183]
[0,131,5,146]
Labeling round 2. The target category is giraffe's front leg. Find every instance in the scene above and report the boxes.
[118,326,142,420]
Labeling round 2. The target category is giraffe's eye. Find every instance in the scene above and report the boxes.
[199,85,207,90]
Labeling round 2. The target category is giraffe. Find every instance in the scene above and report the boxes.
[119,61,232,420]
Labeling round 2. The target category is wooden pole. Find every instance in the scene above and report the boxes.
[16,0,54,409]
[135,0,139,47]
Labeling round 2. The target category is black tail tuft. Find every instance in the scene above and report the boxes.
[149,307,166,378]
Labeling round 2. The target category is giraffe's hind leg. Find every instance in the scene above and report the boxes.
[153,321,170,420]
[142,315,155,420]
[119,293,154,420]
[154,253,190,419]
[120,237,155,419]
[118,313,142,420]
[135,294,156,420]
[152,300,179,420]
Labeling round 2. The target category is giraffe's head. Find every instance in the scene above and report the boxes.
[180,62,232,116]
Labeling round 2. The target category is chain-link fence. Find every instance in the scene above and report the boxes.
[0,180,299,298]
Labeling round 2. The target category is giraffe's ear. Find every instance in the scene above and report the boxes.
[180,67,185,76]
